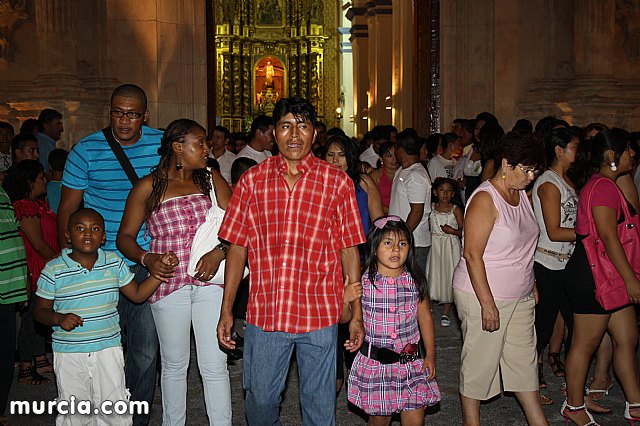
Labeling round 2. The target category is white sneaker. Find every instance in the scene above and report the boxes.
[440,315,451,327]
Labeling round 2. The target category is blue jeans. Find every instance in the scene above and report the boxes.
[244,323,337,426]
[151,285,231,426]
[119,264,159,426]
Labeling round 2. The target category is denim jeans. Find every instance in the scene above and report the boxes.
[150,285,231,426]
[244,323,337,426]
[119,264,159,426]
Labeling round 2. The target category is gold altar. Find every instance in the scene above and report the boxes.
[214,0,336,132]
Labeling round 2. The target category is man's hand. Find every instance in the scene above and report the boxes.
[58,313,84,331]
[217,309,236,350]
[345,318,364,352]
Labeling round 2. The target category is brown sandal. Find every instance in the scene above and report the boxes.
[539,392,554,405]
[547,352,565,377]
[18,366,51,385]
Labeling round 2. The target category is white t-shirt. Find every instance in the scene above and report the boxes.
[211,149,236,183]
[237,144,272,164]
[359,145,379,168]
[388,162,432,247]
[427,155,456,180]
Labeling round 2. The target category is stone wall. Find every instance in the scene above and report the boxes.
[0,0,207,148]
[440,0,640,131]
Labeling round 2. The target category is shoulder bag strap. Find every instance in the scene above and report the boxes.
[585,175,633,236]
[102,126,140,186]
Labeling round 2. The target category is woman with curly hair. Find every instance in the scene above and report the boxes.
[117,119,233,425]
[3,159,59,386]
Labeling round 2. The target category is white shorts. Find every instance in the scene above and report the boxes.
[53,346,132,426]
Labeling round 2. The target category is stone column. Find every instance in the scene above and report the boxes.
[347,2,369,136]
[573,0,615,77]
[35,0,80,88]
[392,0,414,130]
[367,1,393,126]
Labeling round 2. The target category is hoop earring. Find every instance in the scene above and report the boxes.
[176,155,183,171]
[610,162,617,172]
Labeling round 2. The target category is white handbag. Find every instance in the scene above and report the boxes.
[187,180,248,284]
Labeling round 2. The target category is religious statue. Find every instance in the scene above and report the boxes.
[0,0,28,63]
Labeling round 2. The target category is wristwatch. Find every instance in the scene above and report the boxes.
[214,243,229,257]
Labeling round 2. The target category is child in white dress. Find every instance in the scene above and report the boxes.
[427,178,463,326]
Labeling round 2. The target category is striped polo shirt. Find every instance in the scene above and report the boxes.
[62,126,162,264]
[36,248,134,353]
[0,187,28,304]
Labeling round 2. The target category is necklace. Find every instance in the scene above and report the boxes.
[111,128,142,145]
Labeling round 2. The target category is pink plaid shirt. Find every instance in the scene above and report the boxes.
[219,153,366,333]
[147,193,212,303]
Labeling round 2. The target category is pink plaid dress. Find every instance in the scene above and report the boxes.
[347,269,441,415]
[147,193,212,303]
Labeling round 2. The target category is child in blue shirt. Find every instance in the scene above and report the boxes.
[34,208,176,425]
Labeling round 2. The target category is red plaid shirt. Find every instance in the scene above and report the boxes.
[219,153,365,333]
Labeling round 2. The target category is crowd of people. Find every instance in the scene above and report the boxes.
[0,85,639,426]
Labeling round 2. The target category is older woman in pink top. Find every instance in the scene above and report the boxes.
[452,132,548,425]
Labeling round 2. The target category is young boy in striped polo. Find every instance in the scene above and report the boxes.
[33,208,176,425]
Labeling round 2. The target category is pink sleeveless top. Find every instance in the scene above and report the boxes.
[452,180,538,300]
[378,169,393,209]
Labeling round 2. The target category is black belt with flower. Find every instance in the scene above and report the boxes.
[360,341,419,364]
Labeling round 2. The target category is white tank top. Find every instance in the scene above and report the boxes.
[532,170,578,270]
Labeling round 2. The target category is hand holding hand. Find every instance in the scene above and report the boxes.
[343,275,362,304]
[58,313,83,331]
[160,251,179,267]
[146,252,177,282]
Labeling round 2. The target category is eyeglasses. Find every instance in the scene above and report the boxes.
[110,110,143,120]
[516,164,539,176]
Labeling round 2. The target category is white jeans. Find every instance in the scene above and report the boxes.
[150,284,231,426]
[54,346,132,426]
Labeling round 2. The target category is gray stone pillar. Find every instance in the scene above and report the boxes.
[573,0,615,77]
[35,0,80,87]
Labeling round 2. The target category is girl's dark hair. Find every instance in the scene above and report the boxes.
[325,134,360,186]
[145,119,211,219]
[582,122,608,140]
[425,133,441,159]
[543,127,581,167]
[568,127,630,191]
[431,177,458,204]
[363,216,429,301]
[2,159,44,202]
[479,121,505,166]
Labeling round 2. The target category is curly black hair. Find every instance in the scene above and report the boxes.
[145,119,211,219]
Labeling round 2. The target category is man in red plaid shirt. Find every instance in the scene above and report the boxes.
[217,96,365,425]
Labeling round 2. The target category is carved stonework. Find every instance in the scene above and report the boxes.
[0,0,29,63]
[214,0,334,126]
[616,0,640,62]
